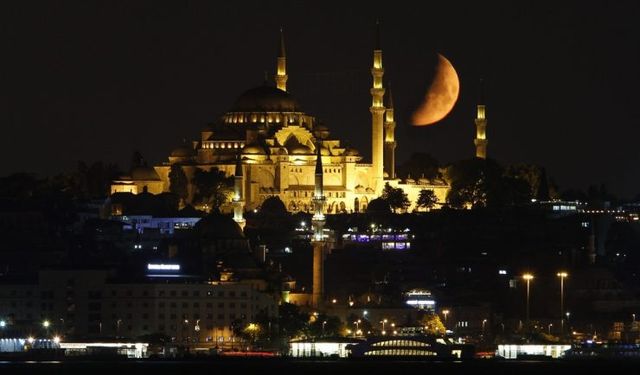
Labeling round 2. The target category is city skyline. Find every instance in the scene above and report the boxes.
[1,1,639,197]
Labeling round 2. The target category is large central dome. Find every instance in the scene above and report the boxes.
[231,85,300,112]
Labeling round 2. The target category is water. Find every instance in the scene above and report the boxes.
[0,359,638,375]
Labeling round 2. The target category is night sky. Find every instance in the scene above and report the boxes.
[1,1,639,197]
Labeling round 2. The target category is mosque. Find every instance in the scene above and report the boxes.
[110,27,465,216]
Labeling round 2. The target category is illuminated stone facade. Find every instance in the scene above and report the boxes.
[111,29,449,213]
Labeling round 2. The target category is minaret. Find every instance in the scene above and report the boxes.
[474,79,488,159]
[370,20,385,194]
[232,154,246,231]
[311,142,326,308]
[383,86,396,179]
[275,27,288,92]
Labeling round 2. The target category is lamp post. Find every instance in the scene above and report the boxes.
[482,319,487,334]
[523,273,534,324]
[354,319,361,337]
[322,320,327,336]
[548,323,553,335]
[380,319,387,335]
[442,309,450,328]
[195,319,201,343]
[557,272,568,335]
[43,320,50,337]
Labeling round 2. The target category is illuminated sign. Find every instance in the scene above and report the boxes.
[147,264,180,271]
[406,300,435,306]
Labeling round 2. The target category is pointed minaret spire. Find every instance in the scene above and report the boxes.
[311,138,326,309]
[312,137,326,239]
[374,19,382,51]
[232,153,246,231]
[384,83,396,179]
[279,26,286,58]
[314,141,324,198]
[474,78,488,159]
[370,19,385,193]
[275,27,288,92]
[385,85,394,109]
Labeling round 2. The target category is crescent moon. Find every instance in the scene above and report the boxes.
[411,54,460,126]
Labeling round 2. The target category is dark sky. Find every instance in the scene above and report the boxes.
[1,1,639,197]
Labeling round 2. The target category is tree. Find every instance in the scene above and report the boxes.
[416,189,438,211]
[536,167,550,201]
[308,313,343,338]
[278,303,309,340]
[396,152,440,180]
[446,158,499,209]
[381,183,410,213]
[168,164,189,203]
[560,188,587,202]
[192,168,233,211]
[447,158,531,209]
[420,312,446,336]
[75,161,121,199]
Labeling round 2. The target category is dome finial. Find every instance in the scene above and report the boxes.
[375,18,382,50]
[279,26,286,58]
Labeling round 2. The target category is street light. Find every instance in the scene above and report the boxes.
[322,320,327,336]
[557,272,568,335]
[482,319,488,333]
[442,309,450,327]
[353,320,361,337]
[380,319,388,335]
[548,323,553,335]
[0,320,6,328]
[522,273,534,324]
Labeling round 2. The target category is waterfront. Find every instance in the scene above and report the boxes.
[0,358,639,375]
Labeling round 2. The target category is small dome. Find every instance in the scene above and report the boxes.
[231,85,300,113]
[242,143,267,155]
[289,144,312,155]
[344,147,360,156]
[195,213,244,239]
[170,146,195,158]
[130,166,161,181]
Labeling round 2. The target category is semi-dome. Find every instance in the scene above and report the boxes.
[231,85,300,113]
[242,143,267,155]
[289,144,312,155]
